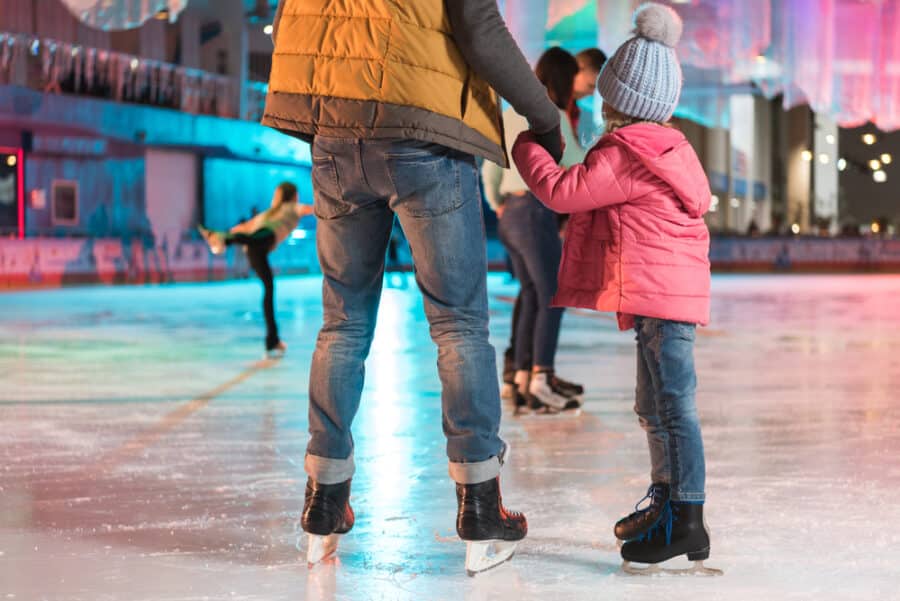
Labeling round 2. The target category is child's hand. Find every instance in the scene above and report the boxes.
[299,204,315,217]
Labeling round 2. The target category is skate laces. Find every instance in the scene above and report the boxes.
[633,483,664,513]
[639,501,674,546]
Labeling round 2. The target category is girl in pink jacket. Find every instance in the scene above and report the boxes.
[513,3,719,575]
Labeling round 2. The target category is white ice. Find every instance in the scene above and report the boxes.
[1,274,899,600]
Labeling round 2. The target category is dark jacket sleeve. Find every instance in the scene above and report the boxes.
[446,0,560,135]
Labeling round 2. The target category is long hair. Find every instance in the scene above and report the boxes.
[602,103,671,134]
[276,181,298,204]
[535,47,579,111]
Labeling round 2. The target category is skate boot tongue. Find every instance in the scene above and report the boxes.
[614,482,671,541]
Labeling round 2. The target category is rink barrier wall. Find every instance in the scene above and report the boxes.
[0,237,318,288]
[2,236,900,289]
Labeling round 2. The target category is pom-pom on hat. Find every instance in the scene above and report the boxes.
[596,2,684,123]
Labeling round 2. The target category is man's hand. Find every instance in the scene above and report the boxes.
[533,126,564,164]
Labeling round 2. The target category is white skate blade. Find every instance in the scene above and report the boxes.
[622,559,723,577]
[520,405,582,418]
[465,540,518,576]
[307,533,341,567]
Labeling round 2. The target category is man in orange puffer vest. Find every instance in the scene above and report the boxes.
[263,0,563,575]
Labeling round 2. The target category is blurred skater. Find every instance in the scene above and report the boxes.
[199,182,312,358]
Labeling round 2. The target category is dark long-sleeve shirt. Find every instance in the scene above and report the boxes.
[445,0,559,136]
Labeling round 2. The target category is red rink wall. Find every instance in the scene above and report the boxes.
[2,237,900,289]
[0,237,318,288]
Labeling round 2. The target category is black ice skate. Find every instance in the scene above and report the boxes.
[301,478,354,566]
[551,373,584,405]
[620,502,722,576]
[614,482,670,541]
[456,477,527,576]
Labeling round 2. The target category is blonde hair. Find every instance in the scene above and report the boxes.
[602,102,670,135]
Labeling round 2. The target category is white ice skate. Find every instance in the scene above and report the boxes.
[265,342,287,360]
[528,372,571,412]
[197,225,225,255]
[465,539,519,576]
[621,558,723,576]
[307,533,342,567]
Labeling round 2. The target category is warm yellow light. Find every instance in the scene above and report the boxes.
[5,155,15,167]
[801,150,813,162]
[818,153,830,164]
[755,55,767,64]
[264,24,274,35]
[791,223,801,234]
[837,158,847,171]
[862,133,876,145]
[869,159,882,171]
[825,134,836,145]
[873,169,887,183]
[881,153,892,165]
[871,222,881,234]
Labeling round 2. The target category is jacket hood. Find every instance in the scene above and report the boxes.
[611,123,711,218]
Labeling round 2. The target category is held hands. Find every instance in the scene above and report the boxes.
[531,125,565,164]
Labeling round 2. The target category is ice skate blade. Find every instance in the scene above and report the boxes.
[307,533,342,567]
[519,406,581,418]
[622,560,723,576]
[464,540,518,577]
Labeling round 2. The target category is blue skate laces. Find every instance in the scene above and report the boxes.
[639,501,674,546]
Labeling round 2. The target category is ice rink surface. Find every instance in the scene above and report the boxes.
[2,273,899,600]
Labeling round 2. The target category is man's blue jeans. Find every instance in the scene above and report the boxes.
[634,317,706,502]
[306,137,504,485]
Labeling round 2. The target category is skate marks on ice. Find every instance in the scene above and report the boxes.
[89,357,279,475]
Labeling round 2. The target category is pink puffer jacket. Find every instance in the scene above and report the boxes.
[512,123,711,330]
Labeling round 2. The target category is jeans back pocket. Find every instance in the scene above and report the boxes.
[311,155,351,219]
[386,144,467,219]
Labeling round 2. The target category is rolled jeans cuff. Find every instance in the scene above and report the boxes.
[305,452,355,485]
[448,455,502,484]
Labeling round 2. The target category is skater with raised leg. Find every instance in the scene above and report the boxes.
[198,182,312,358]
[512,3,720,575]
[262,0,564,574]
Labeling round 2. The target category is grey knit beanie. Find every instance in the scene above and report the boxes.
[596,3,683,123]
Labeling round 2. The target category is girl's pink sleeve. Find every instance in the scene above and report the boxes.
[512,132,630,214]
